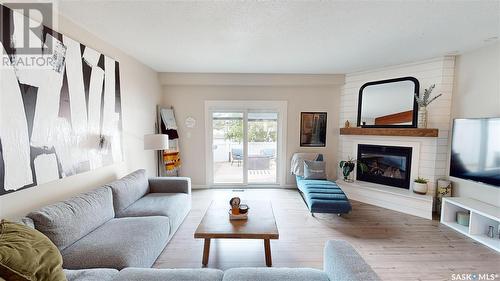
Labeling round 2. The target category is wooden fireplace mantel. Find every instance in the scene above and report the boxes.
[340,127,439,137]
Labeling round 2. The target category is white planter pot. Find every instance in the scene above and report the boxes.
[413,182,428,195]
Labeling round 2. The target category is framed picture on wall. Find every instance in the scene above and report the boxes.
[300,112,327,147]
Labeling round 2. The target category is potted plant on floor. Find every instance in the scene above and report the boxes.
[339,157,367,182]
[413,177,428,194]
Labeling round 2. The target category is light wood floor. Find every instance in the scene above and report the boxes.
[154,189,500,281]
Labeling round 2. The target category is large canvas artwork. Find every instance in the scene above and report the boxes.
[0,5,123,195]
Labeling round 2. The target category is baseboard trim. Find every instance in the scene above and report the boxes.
[192,184,297,190]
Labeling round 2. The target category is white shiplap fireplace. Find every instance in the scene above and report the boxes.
[336,57,455,220]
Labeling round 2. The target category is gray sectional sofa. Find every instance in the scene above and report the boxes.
[27,169,191,270]
[63,240,380,281]
[23,168,380,281]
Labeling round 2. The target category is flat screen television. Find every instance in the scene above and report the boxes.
[450,118,500,187]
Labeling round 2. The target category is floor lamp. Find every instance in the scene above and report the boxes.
[144,134,169,176]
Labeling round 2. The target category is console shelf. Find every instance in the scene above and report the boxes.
[441,197,500,252]
[340,127,439,137]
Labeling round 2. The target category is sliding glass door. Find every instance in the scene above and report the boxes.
[247,112,278,184]
[207,101,286,187]
[212,112,245,184]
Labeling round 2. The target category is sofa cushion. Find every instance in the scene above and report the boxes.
[61,216,169,270]
[113,268,224,281]
[64,268,118,281]
[149,177,191,194]
[0,220,66,281]
[223,268,329,281]
[107,169,150,215]
[27,187,114,251]
[303,160,327,180]
[117,193,190,234]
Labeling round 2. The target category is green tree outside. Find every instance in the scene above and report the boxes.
[223,120,277,143]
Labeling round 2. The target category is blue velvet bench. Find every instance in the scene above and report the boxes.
[296,176,352,216]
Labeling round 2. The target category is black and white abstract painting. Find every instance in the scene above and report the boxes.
[0,5,123,195]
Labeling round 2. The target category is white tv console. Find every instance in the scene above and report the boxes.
[441,197,500,252]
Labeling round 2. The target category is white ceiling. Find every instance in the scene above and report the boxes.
[58,1,500,74]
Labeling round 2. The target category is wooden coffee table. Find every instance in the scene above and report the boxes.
[194,200,279,267]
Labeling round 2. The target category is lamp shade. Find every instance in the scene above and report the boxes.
[144,134,169,150]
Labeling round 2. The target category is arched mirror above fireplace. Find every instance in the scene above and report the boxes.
[357,77,419,128]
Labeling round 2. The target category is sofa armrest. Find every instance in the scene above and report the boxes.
[64,268,118,281]
[323,240,380,281]
[148,177,191,194]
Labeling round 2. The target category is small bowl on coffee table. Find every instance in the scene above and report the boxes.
[239,204,249,214]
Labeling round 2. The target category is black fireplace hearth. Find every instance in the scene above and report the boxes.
[356,144,412,189]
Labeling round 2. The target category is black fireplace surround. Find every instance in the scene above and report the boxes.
[356,144,412,189]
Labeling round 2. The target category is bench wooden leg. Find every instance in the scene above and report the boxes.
[264,239,272,267]
[202,238,211,267]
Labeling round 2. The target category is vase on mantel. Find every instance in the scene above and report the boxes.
[418,106,428,128]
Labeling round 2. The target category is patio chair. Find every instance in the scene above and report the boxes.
[261,148,276,159]
[231,148,243,166]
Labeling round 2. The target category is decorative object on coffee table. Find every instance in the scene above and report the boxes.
[436,179,452,215]
[229,211,248,220]
[413,177,428,194]
[229,197,241,215]
[339,157,367,182]
[195,201,279,267]
[228,197,248,220]
[414,84,442,128]
[239,204,249,214]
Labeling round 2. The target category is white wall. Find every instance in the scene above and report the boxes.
[339,57,456,196]
[450,42,500,206]
[160,73,344,187]
[0,16,162,218]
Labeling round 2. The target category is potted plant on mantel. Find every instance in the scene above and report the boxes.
[415,84,442,128]
[413,177,429,195]
[339,157,367,183]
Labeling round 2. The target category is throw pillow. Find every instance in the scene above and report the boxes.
[0,220,67,281]
[304,160,327,180]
